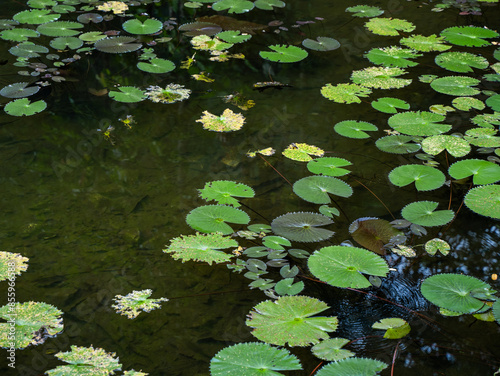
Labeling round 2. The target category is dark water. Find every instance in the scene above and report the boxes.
[1,0,500,375]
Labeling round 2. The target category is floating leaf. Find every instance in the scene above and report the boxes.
[186,205,250,234]
[163,232,237,264]
[364,17,415,36]
[46,345,121,376]
[9,42,48,57]
[387,111,451,136]
[13,9,61,24]
[307,157,352,177]
[274,278,305,296]
[391,244,416,257]
[452,97,485,111]
[375,135,421,154]
[345,5,383,18]
[210,342,302,376]
[302,37,340,51]
[0,82,40,98]
[246,296,338,347]
[216,30,251,43]
[371,97,410,113]
[421,273,493,313]
[430,76,480,96]
[112,289,168,319]
[254,0,285,10]
[178,22,222,37]
[449,159,500,185]
[0,28,40,42]
[319,205,340,218]
[260,45,308,63]
[122,18,163,35]
[50,36,83,50]
[435,52,489,73]
[271,212,334,242]
[94,36,142,53]
[351,67,411,89]
[421,135,471,157]
[486,94,500,111]
[425,238,450,256]
[76,13,103,24]
[137,58,175,73]
[389,164,445,191]
[282,143,324,162]
[262,235,291,250]
[321,83,372,104]
[293,176,353,204]
[4,98,46,116]
[0,302,63,349]
[464,184,500,219]
[334,120,377,139]
[441,26,499,47]
[108,86,146,103]
[0,251,29,282]
[37,21,83,36]
[308,245,389,289]
[471,113,500,128]
[372,318,411,339]
[196,108,245,132]
[212,0,255,13]
[315,357,388,376]
[79,31,106,42]
[311,338,354,361]
[399,34,451,52]
[365,46,421,68]
[349,218,403,255]
[199,180,254,207]
[401,201,454,227]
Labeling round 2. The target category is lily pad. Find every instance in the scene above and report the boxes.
[122,18,163,35]
[108,86,146,103]
[399,34,451,52]
[375,135,421,154]
[112,289,168,319]
[372,318,411,339]
[9,42,49,57]
[430,76,480,96]
[464,184,500,219]
[321,83,372,104]
[365,46,421,68]
[0,28,40,42]
[486,94,500,111]
[425,238,450,256]
[282,143,324,162]
[311,338,354,361]
[50,36,83,50]
[37,21,83,36]
[389,164,445,191]
[210,342,302,376]
[293,176,353,204]
[401,201,454,227]
[246,295,338,347]
[94,36,142,53]
[302,37,340,51]
[421,135,471,157]
[345,5,384,18]
[0,251,29,282]
[308,245,389,288]
[435,52,489,73]
[178,22,222,37]
[441,26,499,47]
[0,82,40,98]
[163,232,237,264]
[334,120,377,139]
[449,159,500,185]
[4,98,46,116]
[198,180,254,207]
[452,97,485,111]
[254,0,285,10]
[371,97,410,113]
[196,109,245,132]
[465,128,500,147]
[13,9,61,24]
[387,111,451,136]
[212,0,255,13]
[216,30,251,43]
[260,45,308,63]
[274,278,305,296]
[262,235,291,250]
[137,58,175,73]
[271,212,334,242]
[307,157,352,176]
[315,357,387,376]
[364,17,415,36]
[351,67,411,89]
[186,205,250,234]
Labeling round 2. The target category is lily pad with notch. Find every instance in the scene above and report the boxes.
[37,21,83,37]
[425,238,450,256]
[212,0,255,13]
[345,5,384,18]
[464,184,500,219]
[399,34,451,52]
[351,67,411,89]
[349,218,403,255]
[274,278,305,296]
[13,9,61,24]
[364,17,415,36]
[448,159,500,185]
[0,251,29,281]
[441,26,499,47]
[293,176,353,204]
[486,94,500,111]
[421,135,471,157]
[122,18,163,35]
[375,135,421,154]
[0,28,40,42]
[262,235,291,250]
[435,52,489,73]
[50,36,83,50]
[371,97,409,113]
[186,204,250,235]
[321,83,372,104]
[334,120,377,139]
[452,97,485,111]
[254,0,285,10]
[282,143,324,162]
[0,82,40,98]
[4,98,46,116]
[302,37,340,51]
[198,180,254,207]
[137,58,175,73]
[178,22,222,36]
[401,201,454,227]
[94,36,142,53]
[307,157,352,177]
[216,30,251,43]
[387,111,451,136]
[388,164,445,191]
[108,86,146,103]
[365,46,421,68]
[260,45,308,63]
[311,338,354,362]
[372,318,410,339]
[271,212,334,243]
[9,42,49,58]
[430,76,480,96]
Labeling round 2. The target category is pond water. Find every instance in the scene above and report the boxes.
[1,0,500,375]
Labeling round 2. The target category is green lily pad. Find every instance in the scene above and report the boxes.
[79,31,106,42]
[320,83,372,104]
[210,342,302,376]
[216,30,251,43]
[274,278,304,296]
[0,251,29,282]
[186,205,250,235]
[164,232,237,264]
[465,128,500,147]
[464,184,500,218]
[365,46,421,68]
[430,76,480,96]
[254,0,285,10]
[262,235,291,250]
[311,338,354,361]
[471,112,500,128]
[315,357,388,376]
[452,97,485,111]
[198,180,254,207]
[112,289,168,319]
[387,111,451,136]
[0,28,40,42]
[13,9,61,24]
[351,67,411,89]
[399,34,451,52]
[375,135,421,154]
[37,20,83,36]
[421,273,493,313]
[50,36,83,50]
[307,157,352,177]
[282,143,324,161]
[425,238,450,256]
[319,205,340,218]
[371,97,410,113]
[302,37,340,51]
[372,318,411,339]
[212,0,255,13]
[4,98,46,116]
[449,159,500,185]
[435,52,489,73]
[137,58,175,73]
[421,135,471,157]
[0,82,40,98]
[334,120,378,139]
[260,45,308,63]
[27,0,56,7]
[108,86,146,103]
[122,18,163,35]
[94,36,142,53]
[271,212,334,242]
[293,176,353,204]
[486,94,500,111]
[441,26,499,47]
[401,201,454,227]
[345,5,384,18]
[246,296,338,347]
[9,42,48,57]
[364,17,415,36]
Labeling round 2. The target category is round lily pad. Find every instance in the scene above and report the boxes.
[216,30,251,43]
[36,21,83,36]
[311,338,354,361]
[186,205,250,234]
[421,135,471,157]
[441,26,499,47]
[401,201,454,227]
[293,176,353,204]
[302,37,340,51]
[375,135,421,154]
[108,86,146,103]
[122,18,163,35]
[94,36,142,53]
[50,36,83,50]
[260,45,308,63]
[388,111,451,136]
[435,52,489,73]
[449,159,500,185]
[388,164,445,191]
[307,157,352,176]
[334,120,377,139]
[0,82,40,98]
[0,28,40,42]
[430,76,480,96]
[464,184,500,219]
[371,97,410,113]
[321,83,372,104]
[254,0,285,10]
[271,212,334,242]
[212,0,255,13]
[4,98,46,116]
[137,58,175,73]
[198,180,254,207]
[315,357,388,376]
[345,5,384,18]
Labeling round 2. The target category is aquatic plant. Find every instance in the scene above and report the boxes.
[144,84,190,104]
[112,289,168,319]
[196,108,245,131]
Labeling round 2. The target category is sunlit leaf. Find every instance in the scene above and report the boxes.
[311,338,354,361]
[351,67,411,89]
[334,120,377,139]
[425,238,450,256]
[199,180,254,207]
[122,18,163,35]
[4,98,46,116]
[421,135,471,157]
[372,318,410,339]
[364,17,415,36]
[293,176,353,204]
[388,111,451,136]
[345,5,383,17]
[365,46,421,68]
[375,135,421,154]
[371,97,409,113]
[282,143,324,161]
[315,357,387,376]
[320,83,372,104]
[196,108,245,132]
[260,45,308,63]
[212,0,255,13]
[399,34,451,52]
[186,205,250,234]
[464,184,500,219]
[435,52,489,73]
[401,201,454,227]
[449,159,500,185]
[108,86,146,103]
[441,26,499,47]
[112,289,168,319]
[307,157,352,177]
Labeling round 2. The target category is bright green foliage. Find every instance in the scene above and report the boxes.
[372,318,411,339]
[421,273,494,313]
[262,235,291,250]
[0,28,40,42]
[311,338,354,361]
[493,300,500,325]
[163,232,237,264]
[271,212,334,242]
[216,30,251,43]
[0,251,29,281]
[13,9,61,24]
[449,159,500,185]
[36,21,83,36]
[389,164,445,191]
[137,58,175,73]
[320,83,372,104]
[334,120,378,139]
[429,104,455,115]
[465,128,500,147]
[254,0,286,10]
[46,345,121,376]
[282,143,324,161]
[50,36,82,49]
[274,278,305,296]
[371,97,410,113]
[388,111,451,136]
[210,342,302,376]
[108,86,146,103]
[0,82,39,98]
[315,357,388,376]
[302,37,340,51]
[308,245,389,288]
[0,301,63,349]
[421,135,471,157]
[112,289,168,319]
[307,157,352,176]
[419,74,437,83]
[212,0,255,13]
[486,94,500,111]
[452,97,485,111]
[122,18,163,34]
[364,17,415,36]
[4,98,47,116]
[435,52,489,73]
[186,205,250,234]
[293,176,353,204]
[375,135,421,154]
[94,36,142,53]
[319,205,340,218]
[345,5,384,17]
[199,180,254,207]
[365,46,421,68]
[246,296,338,346]
[260,45,308,63]
[197,109,244,132]
[401,201,454,227]
[464,184,500,219]
[399,34,451,52]
[351,67,411,89]
[430,76,480,96]
[425,238,450,256]
[441,26,499,47]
